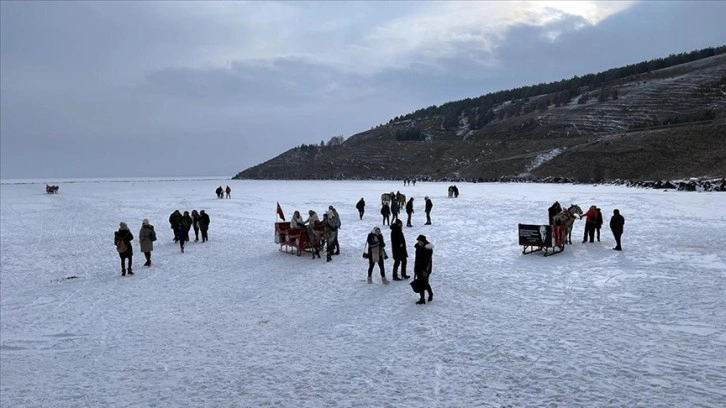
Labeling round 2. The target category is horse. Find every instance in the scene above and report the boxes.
[395,192,406,208]
[553,204,583,245]
[448,185,459,198]
[381,193,392,206]
[46,184,59,194]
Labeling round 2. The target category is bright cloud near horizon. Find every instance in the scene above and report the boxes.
[1,1,724,179]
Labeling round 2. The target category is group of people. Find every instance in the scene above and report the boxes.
[548,201,626,250]
[114,219,157,276]
[290,206,341,262]
[358,195,434,228]
[169,209,211,252]
[215,185,231,199]
[579,205,626,250]
[114,209,212,276]
[365,220,434,304]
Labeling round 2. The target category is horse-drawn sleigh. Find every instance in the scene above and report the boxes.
[519,203,582,257]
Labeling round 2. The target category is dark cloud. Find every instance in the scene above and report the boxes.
[1,1,724,178]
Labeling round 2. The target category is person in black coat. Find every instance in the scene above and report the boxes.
[413,234,434,304]
[424,196,433,225]
[191,210,201,242]
[610,209,625,251]
[390,219,409,280]
[114,222,134,276]
[595,207,604,242]
[548,201,562,225]
[199,210,210,242]
[380,202,391,226]
[405,197,414,227]
[356,198,366,220]
[169,210,183,242]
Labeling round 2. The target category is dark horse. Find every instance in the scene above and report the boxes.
[46,184,59,194]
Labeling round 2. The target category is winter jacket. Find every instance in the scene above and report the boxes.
[381,203,391,216]
[390,223,408,260]
[199,212,210,230]
[595,209,603,228]
[115,229,134,257]
[175,223,190,242]
[583,207,598,224]
[181,214,193,232]
[425,198,433,213]
[406,199,414,214]
[414,241,433,277]
[139,224,155,253]
[169,211,183,229]
[391,200,400,216]
[356,199,365,212]
[610,214,625,233]
[366,232,386,262]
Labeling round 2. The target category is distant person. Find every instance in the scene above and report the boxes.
[405,197,414,227]
[328,205,341,255]
[391,198,400,223]
[581,205,598,243]
[424,196,433,225]
[225,185,231,199]
[366,226,388,284]
[169,210,183,242]
[174,219,189,253]
[390,219,410,281]
[290,210,305,229]
[199,210,210,242]
[413,234,434,304]
[323,212,338,262]
[595,207,604,242]
[181,211,193,242]
[191,210,201,242]
[139,218,156,267]
[356,198,366,220]
[114,222,134,276]
[381,202,391,226]
[610,209,625,251]
[216,186,224,199]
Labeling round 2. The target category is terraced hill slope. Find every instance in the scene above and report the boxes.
[235,52,726,182]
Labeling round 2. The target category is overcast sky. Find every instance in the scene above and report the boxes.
[1,1,724,179]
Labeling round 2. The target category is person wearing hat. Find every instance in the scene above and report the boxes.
[138,219,156,267]
[366,226,389,284]
[114,222,134,276]
[424,196,433,225]
[413,234,434,304]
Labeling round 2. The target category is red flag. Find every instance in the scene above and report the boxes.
[276,202,285,221]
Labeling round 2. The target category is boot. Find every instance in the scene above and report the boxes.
[326,254,332,262]
[381,276,389,284]
[121,269,126,277]
[401,273,410,279]
[392,273,401,281]
[127,268,134,276]
[416,298,425,305]
[428,292,433,302]
[367,276,373,284]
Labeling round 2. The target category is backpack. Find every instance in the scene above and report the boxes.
[150,229,157,242]
[116,237,128,253]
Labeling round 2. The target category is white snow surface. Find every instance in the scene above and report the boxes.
[1,179,725,407]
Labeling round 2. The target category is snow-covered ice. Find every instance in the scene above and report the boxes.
[1,179,725,407]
